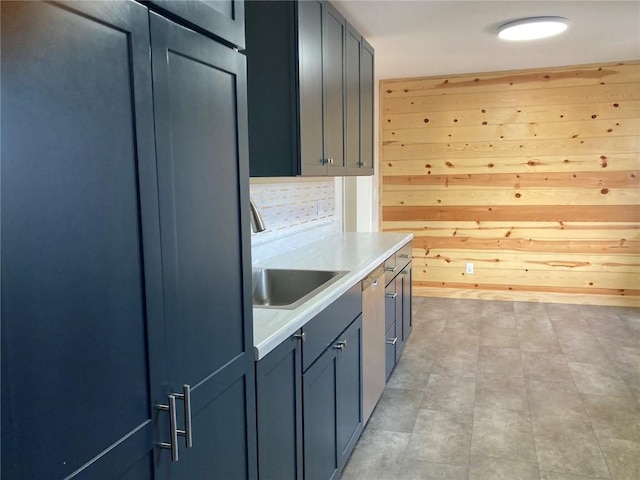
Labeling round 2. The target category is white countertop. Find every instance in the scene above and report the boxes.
[252,232,413,360]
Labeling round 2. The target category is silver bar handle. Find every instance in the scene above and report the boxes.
[386,292,398,299]
[399,253,410,259]
[175,385,193,449]
[294,332,307,342]
[401,269,408,275]
[385,266,397,272]
[371,279,378,287]
[334,340,347,350]
[386,337,398,345]
[158,395,179,462]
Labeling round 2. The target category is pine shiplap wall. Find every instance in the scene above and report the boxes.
[381,61,640,307]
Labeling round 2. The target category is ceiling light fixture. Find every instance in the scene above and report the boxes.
[497,16,569,41]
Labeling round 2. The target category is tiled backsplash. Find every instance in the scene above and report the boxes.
[250,178,341,262]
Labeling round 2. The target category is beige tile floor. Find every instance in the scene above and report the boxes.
[342,297,640,480]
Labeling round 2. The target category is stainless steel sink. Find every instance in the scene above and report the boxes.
[252,268,348,309]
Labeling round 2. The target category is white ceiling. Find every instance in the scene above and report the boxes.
[332,0,640,79]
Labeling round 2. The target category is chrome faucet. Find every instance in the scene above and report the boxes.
[249,198,266,233]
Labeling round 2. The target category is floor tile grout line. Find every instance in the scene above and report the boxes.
[518,310,543,480]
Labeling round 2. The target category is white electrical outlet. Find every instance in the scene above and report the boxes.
[466,263,474,274]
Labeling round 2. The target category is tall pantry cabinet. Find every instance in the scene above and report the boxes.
[1,1,256,479]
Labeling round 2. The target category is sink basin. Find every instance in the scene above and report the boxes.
[252,268,348,309]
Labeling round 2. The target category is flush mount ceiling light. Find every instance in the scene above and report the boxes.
[497,16,569,41]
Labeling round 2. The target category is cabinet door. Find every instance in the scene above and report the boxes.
[359,39,375,175]
[324,2,346,175]
[401,262,413,350]
[303,346,339,480]
[150,13,256,479]
[385,278,401,333]
[1,1,162,478]
[256,334,303,480]
[298,0,326,176]
[147,0,245,49]
[385,323,397,381]
[344,23,361,174]
[336,315,364,469]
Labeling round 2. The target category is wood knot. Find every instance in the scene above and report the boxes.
[600,188,609,194]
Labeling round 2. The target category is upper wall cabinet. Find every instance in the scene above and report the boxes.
[345,23,374,175]
[146,0,245,48]
[358,37,375,175]
[245,0,374,177]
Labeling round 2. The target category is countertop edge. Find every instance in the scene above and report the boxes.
[252,232,413,360]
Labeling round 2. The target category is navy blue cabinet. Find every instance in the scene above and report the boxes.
[303,315,363,480]
[256,285,363,480]
[345,24,375,176]
[146,0,245,49]
[359,38,375,175]
[149,13,256,479]
[1,1,255,478]
[384,244,413,380]
[401,262,413,352]
[245,0,373,177]
[385,279,400,380]
[256,334,304,480]
[2,2,162,477]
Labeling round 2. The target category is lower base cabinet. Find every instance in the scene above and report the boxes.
[255,288,363,480]
[256,335,303,480]
[303,315,363,480]
[385,258,413,379]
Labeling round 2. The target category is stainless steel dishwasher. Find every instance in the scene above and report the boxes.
[361,263,386,423]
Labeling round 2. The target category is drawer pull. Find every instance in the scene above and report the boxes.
[157,395,179,461]
[386,292,397,299]
[175,385,193,449]
[399,253,410,259]
[386,337,398,345]
[294,332,307,342]
[334,340,347,350]
[385,266,397,272]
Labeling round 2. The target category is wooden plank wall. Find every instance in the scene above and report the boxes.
[381,61,640,306]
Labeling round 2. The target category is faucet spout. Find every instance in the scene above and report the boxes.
[249,198,266,233]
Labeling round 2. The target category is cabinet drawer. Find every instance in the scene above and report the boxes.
[385,323,397,381]
[302,283,362,371]
[384,279,397,332]
[397,242,412,270]
[384,254,398,286]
